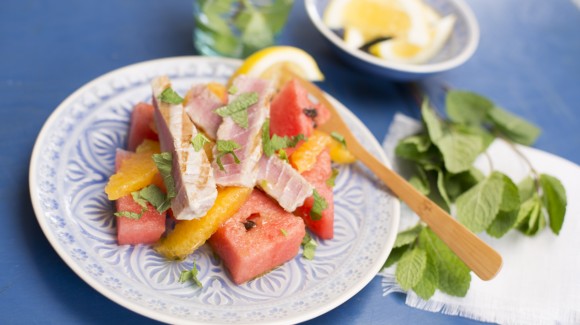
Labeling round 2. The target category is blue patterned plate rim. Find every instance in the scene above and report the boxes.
[29,56,400,324]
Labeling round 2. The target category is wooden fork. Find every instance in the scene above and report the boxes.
[293,75,503,281]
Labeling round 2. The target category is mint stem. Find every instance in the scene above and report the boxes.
[502,137,541,195]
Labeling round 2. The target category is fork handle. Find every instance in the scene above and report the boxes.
[357,148,503,281]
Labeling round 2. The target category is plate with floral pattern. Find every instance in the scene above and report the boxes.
[29,56,399,324]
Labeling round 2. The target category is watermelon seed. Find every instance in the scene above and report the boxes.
[242,220,257,231]
[303,108,318,118]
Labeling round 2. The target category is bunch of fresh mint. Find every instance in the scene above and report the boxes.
[385,90,567,300]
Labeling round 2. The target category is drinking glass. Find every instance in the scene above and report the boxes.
[193,0,295,58]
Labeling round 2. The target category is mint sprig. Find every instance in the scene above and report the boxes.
[215,92,258,129]
[215,139,241,171]
[387,89,567,300]
[159,87,184,105]
[261,119,305,157]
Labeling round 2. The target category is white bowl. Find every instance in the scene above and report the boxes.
[305,0,480,80]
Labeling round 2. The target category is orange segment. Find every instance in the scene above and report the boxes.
[329,136,357,164]
[135,139,161,154]
[154,186,252,260]
[105,152,159,200]
[207,82,228,104]
[290,130,332,173]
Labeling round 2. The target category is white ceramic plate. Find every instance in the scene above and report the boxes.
[29,57,400,324]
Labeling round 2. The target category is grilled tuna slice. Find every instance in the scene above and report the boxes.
[152,76,217,220]
[212,76,273,187]
[256,154,313,212]
[183,84,224,140]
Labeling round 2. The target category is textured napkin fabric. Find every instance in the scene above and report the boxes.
[378,113,580,325]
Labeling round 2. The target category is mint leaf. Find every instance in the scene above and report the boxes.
[240,11,274,56]
[278,149,288,162]
[138,184,170,213]
[152,152,176,200]
[444,168,484,202]
[131,191,148,210]
[280,228,288,237]
[487,209,519,238]
[418,227,470,297]
[421,100,444,143]
[228,84,238,95]
[396,248,427,290]
[435,130,483,174]
[215,139,241,171]
[487,106,541,146]
[437,170,452,208]
[159,87,184,105]
[191,133,211,152]
[301,233,317,260]
[394,224,423,248]
[412,252,439,300]
[310,189,328,221]
[383,245,410,269]
[261,119,305,156]
[446,90,494,125]
[408,166,430,196]
[326,168,339,187]
[486,174,520,238]
[515,195,543,236]
[518,176,536,202]
[114,210,143,220]
[216,92,258,129]
[395,134,438,166]
[456,172,505,233]
[330,131,347,147]
[179,261,202,288]
[539,174,567,235]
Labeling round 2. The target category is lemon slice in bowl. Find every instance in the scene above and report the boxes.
[229,46,325,86]
[369,14,456,64]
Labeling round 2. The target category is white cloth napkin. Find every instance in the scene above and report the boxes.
[378,113,580,325]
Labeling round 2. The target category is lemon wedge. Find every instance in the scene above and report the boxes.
[229,46,325,85]
[369,14,456,64]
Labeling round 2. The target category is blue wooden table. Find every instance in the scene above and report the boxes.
[1,0,579,324]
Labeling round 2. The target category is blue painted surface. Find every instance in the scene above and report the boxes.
[0,0,578,324]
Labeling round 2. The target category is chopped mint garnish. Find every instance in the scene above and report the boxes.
[330,131,347,147]
[131,191,148,210]
[138,184,171,213]
[215,140,241,171]
[310,189,328,221]
[178,261,202,288]
[114,210,143,220]
[278,149,288,162]
[228,85,238,95]
[152,152,177,200]
[159,87,184,105]
[261,119,305,157]
[280,228,288,237]
[191,133,211,152]
[326,168,339,187]
[215,92,258,129]
[301,233,317,260]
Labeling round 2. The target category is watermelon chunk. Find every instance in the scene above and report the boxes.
[270,79,331,139]
[113,148,165,245]
[295,149,334,240]
[127,102,158,151]
[208,189,305,284]
[116,195,166,245]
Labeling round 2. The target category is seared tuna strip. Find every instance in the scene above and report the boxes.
[152,76,217,220]
[183,84,224,140]
[256,154,313,212]
[212,76,273,187]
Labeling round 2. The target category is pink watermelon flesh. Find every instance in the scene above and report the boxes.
[295,149,334,240]
[127,102,158,151]
[116,195,166,245]
[208,189,306,284]
[113,149,165,245]
[270,79,331,139]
